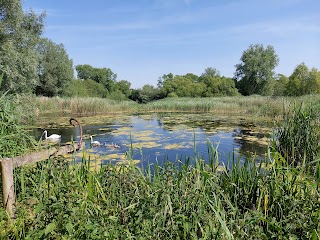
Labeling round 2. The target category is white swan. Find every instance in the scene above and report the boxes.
[90,136,101,147]
[104,142,120,148]
[43,130,61,141]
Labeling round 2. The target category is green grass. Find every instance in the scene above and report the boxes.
[15,95,139,118]
[273,102,320,168]
[0,148,319,239]
[0,94,36,158]
[15,95,320,120]
[1,95,320,239]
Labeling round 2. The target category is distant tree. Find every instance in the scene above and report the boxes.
[115,80,131,97]
[307,68,320,94]
[286,63,320,95]
[129,89,143,103]
[173,75,205,97]
[0,0,45,93]
[75,64,117,92]
[160,73,205,97]
[273,74,289,96]
[234,44,279,95]
[129,84,163,103]
[35,38,73,96]
[64,79,108,98]
[201,67,220,78]
[157,73,174,88]
[199,68,239,96]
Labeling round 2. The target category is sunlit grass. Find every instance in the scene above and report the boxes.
[14,95,320,120]
[0,145,319,239]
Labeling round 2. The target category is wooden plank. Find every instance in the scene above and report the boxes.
[0,118,83,219]
[0,143,80,167]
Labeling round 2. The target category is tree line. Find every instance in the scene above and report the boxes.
[1,1,320,103]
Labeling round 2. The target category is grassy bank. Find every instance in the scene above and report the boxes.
[0,150,319,239]
[14,95,320,121]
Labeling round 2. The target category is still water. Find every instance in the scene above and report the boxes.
[31,113,271,168]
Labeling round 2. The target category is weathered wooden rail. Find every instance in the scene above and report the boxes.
[0,118,82,219]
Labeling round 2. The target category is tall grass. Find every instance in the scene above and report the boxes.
[0,147,319,239]
[13,94,320,120]
[140,95,320,120]
[0,94,36,158]
[15,95,139,117]
[273,102,320,168]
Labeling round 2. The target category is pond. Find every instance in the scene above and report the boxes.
[30,113,272,168]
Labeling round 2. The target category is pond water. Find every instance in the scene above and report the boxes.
[31,113,272,168]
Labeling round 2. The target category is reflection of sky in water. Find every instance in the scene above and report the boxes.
[32,115,269,167]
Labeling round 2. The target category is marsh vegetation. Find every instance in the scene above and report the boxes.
[1,95,320,239]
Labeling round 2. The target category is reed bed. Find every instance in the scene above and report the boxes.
[273,102,320,168]
[16,96,139,118]
[142,95,319,118]
[13,94,320,120]
[0,148,319,239]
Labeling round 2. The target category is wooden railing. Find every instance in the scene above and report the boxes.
[0,118,82,219]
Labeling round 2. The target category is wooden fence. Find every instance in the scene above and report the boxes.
[0,118,83,219]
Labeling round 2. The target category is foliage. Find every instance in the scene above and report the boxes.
[235,44,279,96]
[129,84,164,103]
[64,79,108,98]
[35,38,74,97]
[114,80,131,98]
[199,69,239,97]
[286,63,320,96]
[0,0,45,94]
[75,64,117,92]
[273,74,289,96]
[159,68,239,98]
[273,102,320,167]
[0,94,36,157]
[0,147,319,238]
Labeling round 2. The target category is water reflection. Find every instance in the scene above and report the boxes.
[31,114,271,168]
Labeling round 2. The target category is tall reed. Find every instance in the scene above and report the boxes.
[0,146,319,239]
[273,102,320,168]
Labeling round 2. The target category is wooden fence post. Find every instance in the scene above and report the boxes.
[0,118,82,219]
[1,160,15,219]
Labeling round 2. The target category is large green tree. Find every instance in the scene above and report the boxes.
[75,64,117,92]
[234,44,279,95]
[35,38,73,96]
[199,68,239,96]
[115,80,131,97]
[273,74,289,96]
[0,0,45,93]
[286,63,320,95]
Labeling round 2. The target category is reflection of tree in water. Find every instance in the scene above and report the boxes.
[233,128,269,158]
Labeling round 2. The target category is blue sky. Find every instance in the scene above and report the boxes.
[22,0,320,88]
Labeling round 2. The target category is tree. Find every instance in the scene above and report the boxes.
[115,80,131,97]
[286,63,320,95]
[64,79,108,98]
[35,38,73,96]
[199,68,239,96]
[0,0,45,93]
[234,44,279,95]
[201,67,220,78]
[273,74,289,96]
[75,64,117,92]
